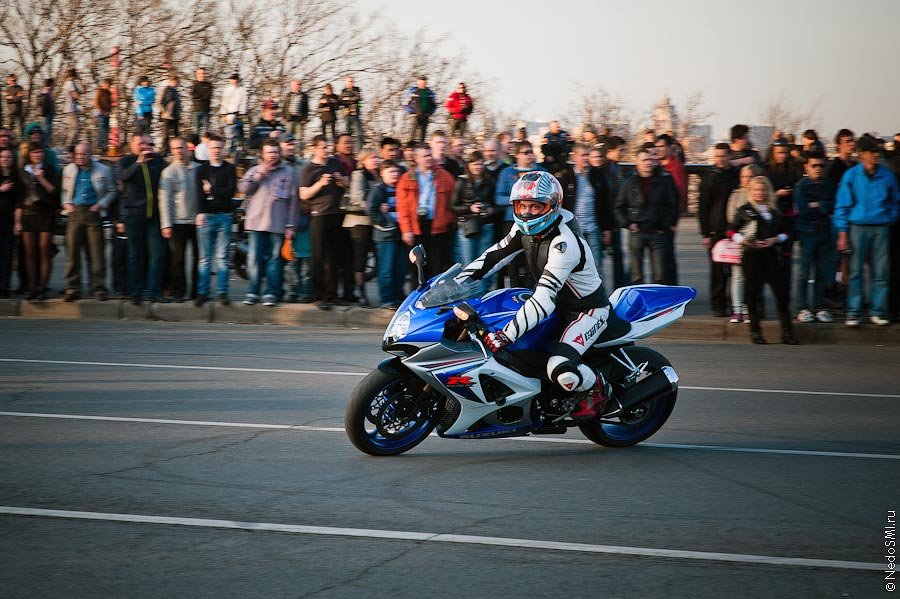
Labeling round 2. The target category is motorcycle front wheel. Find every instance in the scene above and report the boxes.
[579,346,677,447]
[344,369,443,456]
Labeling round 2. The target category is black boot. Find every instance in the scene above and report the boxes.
[780,312,798,345]
[751,330,767,344]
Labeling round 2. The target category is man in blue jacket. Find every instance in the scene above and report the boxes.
[834,135,900,327]
[133,76,156,134]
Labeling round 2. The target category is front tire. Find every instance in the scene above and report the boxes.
[579,346,677,447]
[344,369,442,456]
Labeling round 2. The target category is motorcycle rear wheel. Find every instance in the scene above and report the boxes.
[578,346,677,447]
[345,369,443,456]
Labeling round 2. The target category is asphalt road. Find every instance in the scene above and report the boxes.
[1,320,897,598]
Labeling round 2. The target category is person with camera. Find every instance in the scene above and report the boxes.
[450,150,495,295]
[300,135,347,309]
[116,133,168,304]
[239,139,300,308]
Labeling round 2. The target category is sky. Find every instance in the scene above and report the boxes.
[360,0,899,140]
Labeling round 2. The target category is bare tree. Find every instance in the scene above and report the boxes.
[758,91,822,139]
[673,91,713,162]
[568,83,633,138]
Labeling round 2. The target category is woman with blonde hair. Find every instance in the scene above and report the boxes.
[729,176,797,344]
[725,164,762,322]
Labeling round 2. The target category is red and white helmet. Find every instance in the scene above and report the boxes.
[510,171,563,236]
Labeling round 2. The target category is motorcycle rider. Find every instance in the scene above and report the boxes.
[455,171,613,419]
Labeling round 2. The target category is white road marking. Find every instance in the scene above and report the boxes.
[0,358,366,377]
[2,357,898,399]
[0,506,881,572]
[1,411,897,461]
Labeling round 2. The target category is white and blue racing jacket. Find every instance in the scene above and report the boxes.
[457,209,608,343]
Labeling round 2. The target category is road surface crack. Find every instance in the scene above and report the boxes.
[90,430,272,476]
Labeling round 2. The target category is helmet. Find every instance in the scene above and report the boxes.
[510,171,563,236]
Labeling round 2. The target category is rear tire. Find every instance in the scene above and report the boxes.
[578,346,677,447]
[344,369,442,456]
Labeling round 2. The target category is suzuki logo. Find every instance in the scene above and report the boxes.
[446,375,475,387]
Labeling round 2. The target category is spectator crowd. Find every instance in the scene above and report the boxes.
[0,68,899,344]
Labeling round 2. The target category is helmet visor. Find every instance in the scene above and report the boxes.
[512,199,551,220]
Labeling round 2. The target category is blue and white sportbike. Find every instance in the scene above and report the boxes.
[345,246,696,456]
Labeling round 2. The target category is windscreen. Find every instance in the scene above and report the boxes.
[418,264,483,308]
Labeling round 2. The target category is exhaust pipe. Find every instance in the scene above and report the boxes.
[614,366,678,413]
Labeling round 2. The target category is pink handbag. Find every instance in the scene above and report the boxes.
[712,238,742,265]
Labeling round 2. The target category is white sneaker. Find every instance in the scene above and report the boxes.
[815,310,833,323]
[262,294,278,307]
[845,316,860,328]
[870,315,890,326]
[242,293,259,305]
[797,309,814,323]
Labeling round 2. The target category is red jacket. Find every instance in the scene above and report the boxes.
[445,92,473,121]
[397,168,456,235]
[662,157,687,213]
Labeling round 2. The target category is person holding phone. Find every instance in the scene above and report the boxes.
[116,133,168,304]
[300,134,347,309]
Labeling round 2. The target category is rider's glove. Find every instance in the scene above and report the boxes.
[484,330,512,353]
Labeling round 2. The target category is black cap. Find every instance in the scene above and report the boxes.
[229,73,240,81]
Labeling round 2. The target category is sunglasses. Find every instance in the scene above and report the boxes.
[808,163,824,168]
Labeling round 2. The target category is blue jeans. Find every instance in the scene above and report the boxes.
[796,229,831,311]
[847,224,890,318]
[96,115,110,152]
[376,239,408,306]
[197,213,232,296]
[193,112,210,136]
[458,223,494,296]
[247,231,284,297]
[582,228,605,285]
[124,215,166,299]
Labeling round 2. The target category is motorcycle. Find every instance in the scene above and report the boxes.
[344,246,696,456]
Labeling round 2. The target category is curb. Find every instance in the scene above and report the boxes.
[1,299,897,345]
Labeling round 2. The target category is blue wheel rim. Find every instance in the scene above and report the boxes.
[361,379,436,451]
[597,394,671,442]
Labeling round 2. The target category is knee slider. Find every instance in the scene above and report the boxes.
[549,358,582,392]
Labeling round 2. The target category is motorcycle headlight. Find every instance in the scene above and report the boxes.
[384,311,411,343]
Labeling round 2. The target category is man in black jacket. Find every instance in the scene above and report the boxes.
[340,77,363,150]
[191,68,213,137]
[249,100,285,150]
[558,142,615,283]
[615,148,678,285]
[699,143,740,316]
[116,133,168,304]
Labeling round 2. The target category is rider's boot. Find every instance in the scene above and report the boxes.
[572,371,613,420]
